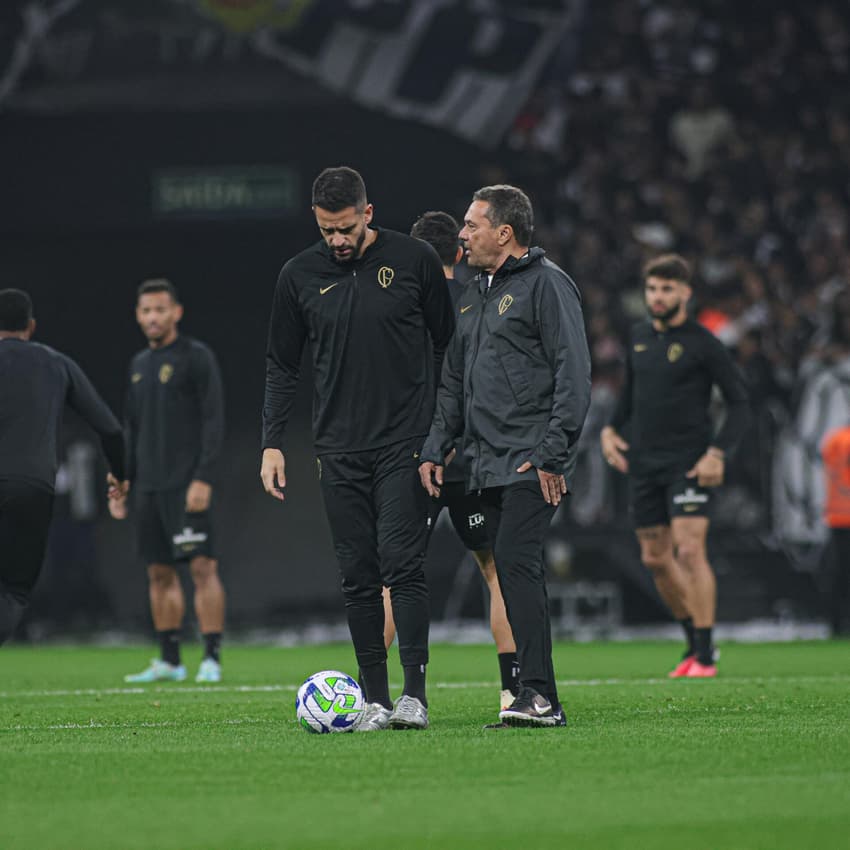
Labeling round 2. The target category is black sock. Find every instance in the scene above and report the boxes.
[679,617,695,658]
[693,627,714,665]
[360,661,392,709]
[498,652,520,694]
[158,629,181,666]
[402,663,427,707]
[202,632,221,663]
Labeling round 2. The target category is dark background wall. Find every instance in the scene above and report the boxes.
[1,102,491,629]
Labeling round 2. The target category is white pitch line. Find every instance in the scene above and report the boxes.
[6,717,273,732]
[0,674,846,701]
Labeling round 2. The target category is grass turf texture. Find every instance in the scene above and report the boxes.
[1,642,848,850]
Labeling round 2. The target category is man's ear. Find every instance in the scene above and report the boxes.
[26,318,36,339]
[454,245,463,265]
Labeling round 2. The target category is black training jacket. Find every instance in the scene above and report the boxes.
[421,248,591,491]
[0,339,125,491]
[263,228,455,454]
[124,335,225,491]
[609,319,751,475]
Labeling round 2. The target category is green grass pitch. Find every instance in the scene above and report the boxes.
[1,641,848,850]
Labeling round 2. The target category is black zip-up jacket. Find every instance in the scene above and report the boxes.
[125,335,224,491]
[0,339,125,491]
[263,228,455,454]
[609,319,751,475]
[421,248,592,491]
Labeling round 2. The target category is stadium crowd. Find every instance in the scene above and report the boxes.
[500,0,850,418]
[481,0,850,523]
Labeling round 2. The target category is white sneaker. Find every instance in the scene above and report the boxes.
[124,659,187,683]
[355,702,392,732]
[195,658,221,683]
[389,695,429,730]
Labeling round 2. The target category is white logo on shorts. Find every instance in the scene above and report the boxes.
[672,487,708,506]
[173,527,208,546]
[468,512,485,529]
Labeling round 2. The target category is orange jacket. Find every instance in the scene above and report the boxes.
[822,426,850,528]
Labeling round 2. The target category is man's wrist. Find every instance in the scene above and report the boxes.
[707,447,725,460]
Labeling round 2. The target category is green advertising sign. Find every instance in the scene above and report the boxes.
[152,166,299,219]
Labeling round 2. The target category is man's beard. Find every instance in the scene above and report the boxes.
[647,302,680,323]
[331,229,366,264]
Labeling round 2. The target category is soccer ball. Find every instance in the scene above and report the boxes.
[295,670,364,733]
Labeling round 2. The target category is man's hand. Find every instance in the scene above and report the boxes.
[600,426,629,474]
[517,461,567,506]
[186,479,212,512]
[261,448,286,501]
[106,474,129,520]
[419,461,444,498]
[687,450,724,487]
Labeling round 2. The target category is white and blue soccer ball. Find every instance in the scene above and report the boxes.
[295,670,364,733]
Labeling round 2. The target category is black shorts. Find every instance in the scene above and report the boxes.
[135,487,214,566]
[630,470,713,529]
[428,481,491,552]
[0,479,54,598]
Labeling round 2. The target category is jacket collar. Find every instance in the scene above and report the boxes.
[476,246,545,295]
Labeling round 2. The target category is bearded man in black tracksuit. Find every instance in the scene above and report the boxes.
[261,167,455,731]
[420,185,591,728]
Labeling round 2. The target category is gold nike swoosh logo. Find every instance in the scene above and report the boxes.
[460,305,472,314]
[319,283,339,295]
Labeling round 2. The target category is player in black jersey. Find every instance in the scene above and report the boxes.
[601,255,750,677]
[111,279,227,684]
[261,168,455,731]
[0,288,127,645]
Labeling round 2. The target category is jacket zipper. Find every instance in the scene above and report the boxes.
[467,278,492,488]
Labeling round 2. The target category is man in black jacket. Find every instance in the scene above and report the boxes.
[261,167,455,731]
[0,288,127,645]
[112,279,227,685]
[379,210,520,712]
[420,185,592,727]
[600,254,750,678]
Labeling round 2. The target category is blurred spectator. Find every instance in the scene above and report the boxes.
[670,84,737,180]
[499,0,850,528]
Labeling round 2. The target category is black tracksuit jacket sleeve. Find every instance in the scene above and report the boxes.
[63,354,126,480]
[262,266,306,452]
[124,370,138,483]
[703,334,750,453]
[609,347,634,431]
[419,248,456,382]
[191,345,225,484]
[527,274,592,472]
[421,328,465,463]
